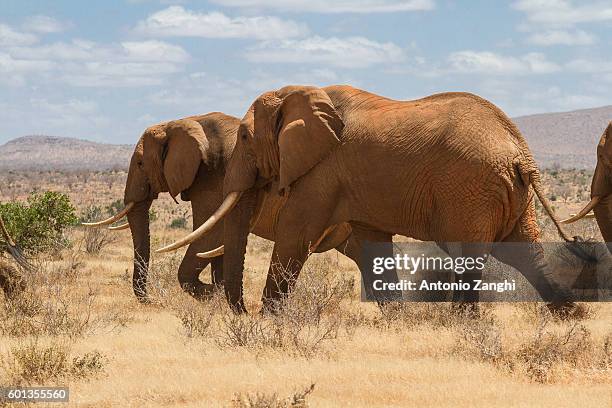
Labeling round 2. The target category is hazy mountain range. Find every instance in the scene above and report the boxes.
[1,105,611,171]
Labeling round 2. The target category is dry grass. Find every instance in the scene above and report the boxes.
[0,169,611,407]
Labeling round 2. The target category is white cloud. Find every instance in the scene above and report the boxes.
[513,0,612,27]
[120,41,190,62]
[134,6,307,39]
[8,39,189,62]
[245,36,405,68]
[23,98,110,135]
[0,24,38,47]
[527,29,595,46]
[1,36,190,87]
[566,59,612,73]
[210,0,435,13]
[448,51,560,75]
[22,15,69,33]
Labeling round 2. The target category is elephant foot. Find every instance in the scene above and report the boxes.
[181,281,216,301]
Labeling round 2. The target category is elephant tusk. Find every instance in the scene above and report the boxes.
[156,191,242,254]
[308,225,337,253]
[0,216,16,247]
[108,222,130,231]
[196,246,225,259]
[82,202,135,227]
[561,197,601,224]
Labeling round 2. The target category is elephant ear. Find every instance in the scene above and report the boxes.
[163,119,209,198]
[276,87,344,194]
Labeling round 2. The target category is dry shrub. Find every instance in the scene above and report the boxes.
[217,313,285,350]
[232,384,315,408]
[69,351,107,380]
[0,255,132,337]
[459,316,505,365]
[82,227,116,255]
[455,311,611,383]
[515,302,596,322]
[186,258,355,357]
[174,292,224,338]
[516,317,597,383]
[0,258,25,298]
[146,251,184,305]
[1,339,106,385]
[376,302,495,331]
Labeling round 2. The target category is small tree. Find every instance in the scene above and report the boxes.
[0,192,78,254]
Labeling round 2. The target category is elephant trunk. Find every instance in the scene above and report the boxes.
[128,200,153,300]
[223,189,257,313]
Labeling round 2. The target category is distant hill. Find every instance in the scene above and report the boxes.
[0,135,133,171]
[514,105,612,169]
[1,104,611,171]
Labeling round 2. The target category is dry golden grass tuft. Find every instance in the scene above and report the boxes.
[0,169,610,407]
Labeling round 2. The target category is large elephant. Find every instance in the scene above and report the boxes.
[162,85,580,313]
[85,112,354,301]
[562,122,612,253]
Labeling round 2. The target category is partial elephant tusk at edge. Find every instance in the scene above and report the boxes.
[155,191,242,254]
[196,246,225,259]
[108,222,130,231]
[561,197,601,224]
[82,202,135,227]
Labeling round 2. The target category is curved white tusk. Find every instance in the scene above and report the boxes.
[561,197,601,224]
[108,222,130,231]
[0,216,16,247]
[196,246,225,259]
[82,202,135,227]
[156,191,242,254]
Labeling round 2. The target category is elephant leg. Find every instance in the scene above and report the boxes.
[444,243,492,315]
[338,227,400,303]
[178,243,217,300]
[491,202,575,308]
[261,239,310,313]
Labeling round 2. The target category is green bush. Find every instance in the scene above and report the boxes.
[0,191,78,254]
[169,217,187,229]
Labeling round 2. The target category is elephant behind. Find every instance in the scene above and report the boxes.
[563,122,612,252]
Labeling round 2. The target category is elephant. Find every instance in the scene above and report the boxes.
[161,85,582,313]
[84,112,355,301]
[563,122,612,252]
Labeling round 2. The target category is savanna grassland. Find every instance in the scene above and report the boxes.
[0,169,611,408]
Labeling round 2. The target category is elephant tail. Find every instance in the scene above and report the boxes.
[519,164,574,242]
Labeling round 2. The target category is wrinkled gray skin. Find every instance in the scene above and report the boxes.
[218,85,580,313]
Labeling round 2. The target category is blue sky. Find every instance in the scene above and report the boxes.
[1,0,611,144]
